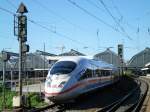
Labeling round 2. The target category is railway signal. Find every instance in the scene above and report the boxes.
[118,44,123,58]
[22,44,29,53]
[13,2,29,107]
[118,44,124,75]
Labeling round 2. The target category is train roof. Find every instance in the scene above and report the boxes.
[58,56,117,70]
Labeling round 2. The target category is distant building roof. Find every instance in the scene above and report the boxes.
[3,51,19,57]
[0,50,56,71]
[35,50,57,56]
[59,49,86,56]
[128,47,150,68]
[94,48,117,57]
[94,48,125,67]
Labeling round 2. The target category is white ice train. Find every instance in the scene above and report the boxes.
[45,57,119,102]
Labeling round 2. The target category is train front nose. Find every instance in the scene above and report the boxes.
[45,79,67,101]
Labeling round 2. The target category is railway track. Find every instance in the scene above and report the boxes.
[95,78,149,112]
[27,77,149,112]
[28,103,65,112]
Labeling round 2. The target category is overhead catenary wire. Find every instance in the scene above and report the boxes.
[111,0,123,21]
[98,0,132,40]
[27,19,86,45]
[6,0,17,9]
[0,5,91,48]
[109,0,136,33]
[86,0,105,12]
[4,0,95,48]
[67,0,132,40]
[0,6,15,15]
[110,0,132,29]
[67,0,118,31]
[111,0,149,35]
[33,0,90,34]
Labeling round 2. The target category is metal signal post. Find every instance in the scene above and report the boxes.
[118,44,124,76]
[14,3,29,106]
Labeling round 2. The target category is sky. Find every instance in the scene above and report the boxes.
[0,0,150,60]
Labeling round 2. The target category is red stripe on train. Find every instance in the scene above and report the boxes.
[45,78,102,95]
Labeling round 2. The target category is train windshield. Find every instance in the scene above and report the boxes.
[50,61,77,75]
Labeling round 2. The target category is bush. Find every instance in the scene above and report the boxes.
[27,93,47,107]
[0,88,17,111]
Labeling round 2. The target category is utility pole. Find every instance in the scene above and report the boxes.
[2,51,10,110]
[14,3,29,107]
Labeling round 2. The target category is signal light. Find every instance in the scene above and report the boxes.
[118,44,123,58]
[22,44,29,53]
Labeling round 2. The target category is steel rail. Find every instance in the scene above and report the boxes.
[29,103,62,112]
[96,78,141,112]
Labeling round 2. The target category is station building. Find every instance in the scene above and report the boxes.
[94,48,124,68]
[127,47,150,70]
[0,50,57,80]
[59,49,86,56]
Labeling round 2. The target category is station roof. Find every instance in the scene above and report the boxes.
[59,49,86,56]
[35,50,57,56]
[145,62,150,67]
[93,48,125,67]
[128,47,150,68]
[94,48,118,57]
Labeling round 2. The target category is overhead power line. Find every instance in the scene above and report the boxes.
[67,0,118,31]
[111,0,123,21]
[0,6,15,15]
[27,19,85,45]
[6,0,17,9]
[67,0,132,40]
[0,6,88,47]
[111,0,147,35]
[33,0,89,33]
[98,0,132,40]
[86,0,105,12]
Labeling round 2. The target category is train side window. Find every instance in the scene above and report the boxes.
[101,70,104,76]
[106,71,109,76]
[96,69,101,77]
[95,69,98,77]
[79,69,92,80]
[105,70,110,76]
[101,70,108,76]
[98,70,102,77]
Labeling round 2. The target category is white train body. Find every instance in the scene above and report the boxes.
[45,57,119,102]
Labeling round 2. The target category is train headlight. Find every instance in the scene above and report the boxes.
[46,76,52,81]
[47,81,51,87]
[58,81,66,88]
